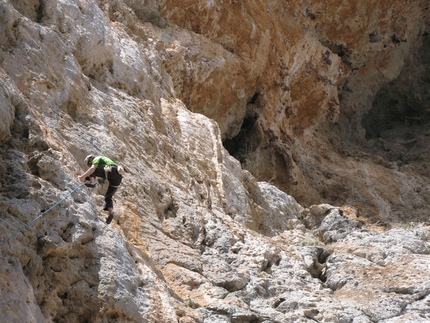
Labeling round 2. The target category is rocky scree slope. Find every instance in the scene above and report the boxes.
[0,0,430,322]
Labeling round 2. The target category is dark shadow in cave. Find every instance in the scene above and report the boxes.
[361,32,430,141]
[361,87,430,140]
[223,115,258,162]
[223,93,260,162]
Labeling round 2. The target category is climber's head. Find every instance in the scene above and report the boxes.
[84,155,95,166]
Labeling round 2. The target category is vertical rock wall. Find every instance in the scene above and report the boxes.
[158,0,430,221]
[0,0,430,322]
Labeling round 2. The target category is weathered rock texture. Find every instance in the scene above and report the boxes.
[161,0,430,222]
[0,0,430,322]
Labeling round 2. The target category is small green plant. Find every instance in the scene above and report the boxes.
[155,4,170,27]
[399,222,417,230]
[141,3,170,28]
[186,295,199,308]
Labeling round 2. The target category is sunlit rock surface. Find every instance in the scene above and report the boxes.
[1,0,429,322]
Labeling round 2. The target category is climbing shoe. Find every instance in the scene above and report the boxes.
[85,183,97,188]
[106,213,114,225]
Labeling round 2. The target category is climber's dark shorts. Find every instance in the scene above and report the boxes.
[90,167,122,210]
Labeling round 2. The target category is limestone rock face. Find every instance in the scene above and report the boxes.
[160,0,430,221]
[0,0,430,323]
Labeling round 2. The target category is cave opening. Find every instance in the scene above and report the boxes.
[223,115,258,163]
[361,32,430,141]
[354,30,430,192]
[361,85,430,140]
[223,93,260,163]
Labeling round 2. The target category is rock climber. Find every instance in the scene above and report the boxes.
[77,155,123,224]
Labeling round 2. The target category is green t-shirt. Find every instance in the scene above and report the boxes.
[92,156,117,168]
